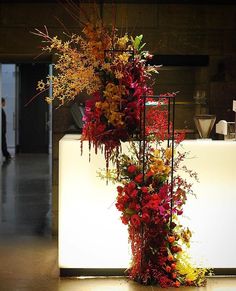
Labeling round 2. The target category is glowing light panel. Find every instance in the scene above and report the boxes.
[59,135,130,268]
[180,140,236,268]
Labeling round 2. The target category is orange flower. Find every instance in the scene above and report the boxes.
[172,272,177,279]
[173,281,180,287]
[168,236,175,243]
[165,266,171,273]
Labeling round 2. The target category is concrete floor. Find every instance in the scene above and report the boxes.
[1,154,236,291]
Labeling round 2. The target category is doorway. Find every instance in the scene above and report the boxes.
[1,63,51,154]
[1,64,16,157]
[18,63,50,153]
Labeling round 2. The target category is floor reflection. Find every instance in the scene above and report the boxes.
[1,154,51,236]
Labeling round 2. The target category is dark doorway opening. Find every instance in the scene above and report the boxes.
[18,63,50,153]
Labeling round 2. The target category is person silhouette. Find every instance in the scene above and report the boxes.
[1,97,11,160]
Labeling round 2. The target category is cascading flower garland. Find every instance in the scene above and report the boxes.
[99,103,208,287]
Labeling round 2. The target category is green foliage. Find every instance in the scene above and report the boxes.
[131,35,146,51]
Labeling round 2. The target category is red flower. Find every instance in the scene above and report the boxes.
[130,189,138,198]
[143,194,151,201]
[127,181,136,191]
[133,86,144,97]
[159,184,169,199]
[171,246,181,253]
[121,215,129,225]
[141,186,148,193]
[177,209,183,215]
[142,212,151,223]
[163,202,170,210]
[127,164,137,173]
[131,214,141,228]
[97,124,106,132]
[134,174,143,183]
[165,265,171,273]
[146,170,154,178]
[129,202,140,211]
[117,186,123,193]
[116,202,125,211]
[121,194,129,203]
[152,193,160,201]
[147,199,160,210]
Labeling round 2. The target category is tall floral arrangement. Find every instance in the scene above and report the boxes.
[35,11,208,288]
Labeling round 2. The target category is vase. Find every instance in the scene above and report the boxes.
[194,114,216,139]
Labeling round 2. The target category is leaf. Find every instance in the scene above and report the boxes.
[139,42,146,51]
[132,35,143,50]
[125,208,136,215]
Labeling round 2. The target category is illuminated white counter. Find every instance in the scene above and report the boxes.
[180,140,236,270]
[58,135,130,275]
[59,135,236,274]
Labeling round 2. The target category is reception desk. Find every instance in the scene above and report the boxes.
[59,135,236,274]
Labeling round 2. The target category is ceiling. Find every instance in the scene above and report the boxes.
[1,0,236,4]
